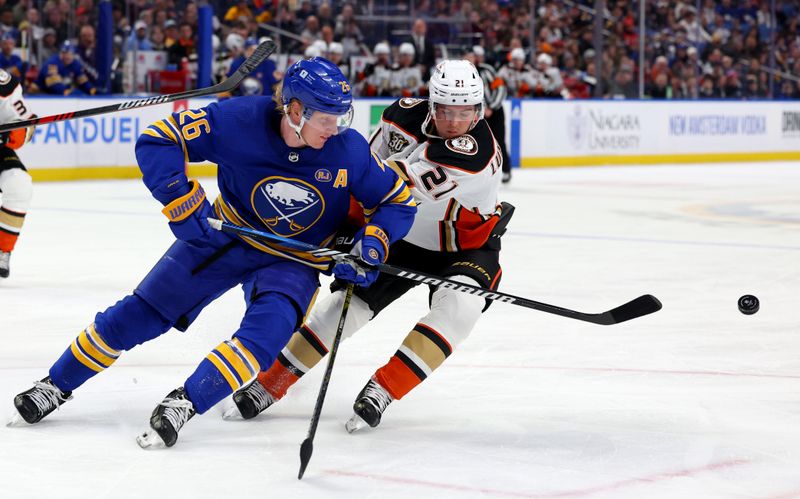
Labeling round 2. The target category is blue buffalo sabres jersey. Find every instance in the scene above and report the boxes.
[136,96,416,270]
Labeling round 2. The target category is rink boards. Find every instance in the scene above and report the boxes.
[19,96,800,181]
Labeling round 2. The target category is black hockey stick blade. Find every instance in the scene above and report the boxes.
[297,283,355,479]
[0,39,276,133]
[592,294,662,325]
[208,219,663,326]
[298,439,313,479]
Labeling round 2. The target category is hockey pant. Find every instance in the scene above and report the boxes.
[257,274,485,402]
[48,233,319,414]
[0,159,32,253]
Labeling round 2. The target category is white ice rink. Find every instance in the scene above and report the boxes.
[1,163,799,498]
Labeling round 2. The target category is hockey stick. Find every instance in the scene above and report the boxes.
[207,219,662,325]
[298,283,355,480]
[0,39,277,133]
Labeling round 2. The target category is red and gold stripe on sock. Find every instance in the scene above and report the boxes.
[0,206,25,252]
[69,324,121,373]
[206,338,260,391]
[375,323,453,400]
[257,353,302,399]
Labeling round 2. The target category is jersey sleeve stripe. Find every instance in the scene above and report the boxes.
[152,120,178,142]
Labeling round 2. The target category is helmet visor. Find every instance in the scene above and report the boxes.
[432,103,479,122]
[302,106,354,135]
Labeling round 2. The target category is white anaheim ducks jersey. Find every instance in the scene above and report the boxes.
[497,63,538,97]
[389,65,424,97]
[0,69,33,125]
[369,97,504,252]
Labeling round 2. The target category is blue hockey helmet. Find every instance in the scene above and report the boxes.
[281,57,353,135]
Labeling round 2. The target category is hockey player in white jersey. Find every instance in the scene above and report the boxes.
[0,68,35,278]
[226,59,514,432]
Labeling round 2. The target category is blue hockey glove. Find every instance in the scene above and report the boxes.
[157,179,214,245]
[332,225,389,287]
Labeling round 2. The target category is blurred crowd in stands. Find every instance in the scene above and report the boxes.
[0,0,797,99]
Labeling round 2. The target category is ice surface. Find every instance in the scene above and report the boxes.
[1,163,799,498]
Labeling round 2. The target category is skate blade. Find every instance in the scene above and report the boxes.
[345,414,368,434]
[136,429,167,449]
[6,412,29,427]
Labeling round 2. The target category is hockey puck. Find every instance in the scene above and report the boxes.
[738,295,759,315]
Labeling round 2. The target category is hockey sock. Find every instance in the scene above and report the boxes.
[374,322,452,400]
[49,324,122,392]
[185,338,261,414]
[0,206,25,252]
[256,324,328,398]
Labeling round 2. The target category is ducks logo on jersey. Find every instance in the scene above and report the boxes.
[252,177,325,236]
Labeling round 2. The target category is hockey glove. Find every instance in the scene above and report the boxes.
[155,178,214,245]
[332,225,389,287]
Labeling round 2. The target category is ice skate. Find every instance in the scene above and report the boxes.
[222,379,276,420]
[136,387,196,449]
[9,377,72,426]
[0,251,10,278]
[345,377,393,433]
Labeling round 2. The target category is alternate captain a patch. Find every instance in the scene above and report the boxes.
[445,135,478,155]
[251,177,325,236]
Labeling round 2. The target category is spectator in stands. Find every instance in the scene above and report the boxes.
[389,42,424,97]
[0,6,15,39]
[39,27,59,64]
[76,25,98,88]
[699,76,721,98]
[606,60,638,99]
[45,7,68,45]
[301,15,321,45]
[339,18,365,60]
[150,25,166,51]
[35,40,95,95]
[317,2,335,29]
[125,20,153,56]
[164,19,179,49]
[648,72,672,99]
[0,33,24,80]
[167,22,196,66]
[408,19,436,79]
[224,1,253,23]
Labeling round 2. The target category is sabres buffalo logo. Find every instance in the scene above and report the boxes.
[252,177,325,237]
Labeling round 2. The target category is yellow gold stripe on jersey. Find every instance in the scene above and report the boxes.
[213,195,334,271]
[438,199,460,252]
[380,178,415,207]
[70,324,121,373]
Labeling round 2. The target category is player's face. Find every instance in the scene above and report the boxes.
[299,107,354,149]
[432,103,478,138]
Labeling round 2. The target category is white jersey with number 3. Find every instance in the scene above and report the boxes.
[0,69,33,125]
[369,98,504,252]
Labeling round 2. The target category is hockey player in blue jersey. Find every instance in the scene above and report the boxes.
[11,57,416,448]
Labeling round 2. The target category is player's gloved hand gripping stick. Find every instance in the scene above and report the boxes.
[208,218,663,325]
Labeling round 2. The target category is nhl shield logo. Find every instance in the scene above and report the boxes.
[288,152,299,162]
[252,177,325,236]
